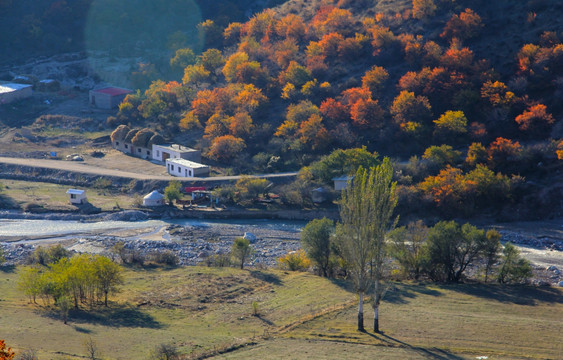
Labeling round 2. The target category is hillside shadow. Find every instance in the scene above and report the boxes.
[0,264,16,273]
[249,270,283,286]
[384,283,443,305]
[445,284,563,306]
[66,304,163,328]
[369,332,464,360]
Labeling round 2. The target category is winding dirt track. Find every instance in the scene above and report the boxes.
[0,156,297,182]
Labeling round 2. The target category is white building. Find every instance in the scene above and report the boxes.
[332,176,353,191]
[66,189,87,204]
[143,190,165,206]
[166,158,209,178]
[0,83,32,104]
[152,144,201,163]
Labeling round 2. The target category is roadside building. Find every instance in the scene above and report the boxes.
[0,83,32,104]
[143,190,165,206]
[89,87,133,109]
[152,144,201,163]
[332,176,353,191]
[66,189,87,204]
[166,158,209,178]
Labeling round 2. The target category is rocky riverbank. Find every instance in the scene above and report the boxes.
[1,222,302,268]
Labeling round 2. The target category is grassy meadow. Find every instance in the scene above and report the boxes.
[0,265,562,359]
[0,179,138,212]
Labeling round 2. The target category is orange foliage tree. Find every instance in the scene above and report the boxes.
[480,81,516,108]
[391,90,432,128]
[419,166,474,212]
[440,8,483,41]
[0,340,14,360]
[207,135,246,162]
[412,0,436,20]
[350,98,385,129]
[487,137,522,169]
[514,104,555,132]
[361,65,389,96]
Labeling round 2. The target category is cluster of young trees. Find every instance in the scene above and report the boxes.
[18,248,123,323]
[297,158,532,331]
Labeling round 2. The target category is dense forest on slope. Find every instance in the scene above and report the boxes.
[2,0,563,220]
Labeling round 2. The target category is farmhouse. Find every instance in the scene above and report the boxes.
[143,191,165,206]
[66,189,87,204]
[110,125,164,159]
[0,83,32,104]
[89,87,133,109]
[166,158,209,178]
[152,144,201,163]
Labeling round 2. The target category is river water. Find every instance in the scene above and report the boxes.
[0,218,305,239]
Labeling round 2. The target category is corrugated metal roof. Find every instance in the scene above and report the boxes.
[66,189,85,195]
[0,83,32,94]
[167,158,208,169]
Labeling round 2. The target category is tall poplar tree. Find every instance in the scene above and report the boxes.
[336,158,397,332]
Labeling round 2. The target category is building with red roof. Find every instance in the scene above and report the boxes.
[89,86,133,109]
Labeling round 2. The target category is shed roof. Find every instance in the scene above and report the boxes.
[332,176,354,181]
[0,83,32,94]
[144,190,164,200]
[91,87,132,96]
[167,158,208,169]
[154,144,198,153]
[66,189,85,195]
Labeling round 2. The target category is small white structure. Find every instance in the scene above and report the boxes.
[332,176,353,191]
[166,158,209,178]
[152,144,201,163]
[66,189,87,204]
[143,190,165,206]
[0,83,32,104]
[89,87,133,109]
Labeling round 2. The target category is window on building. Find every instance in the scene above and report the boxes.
[171,165,174,171]
[70,194,76,199]
[185,169,188,176]
[178,167,181,173]
[147,151,150,155]
[138,148,141,153]
[189,170,192,176]
[125,144,128,149]
[157,151,160,156]
[115,141,119,146]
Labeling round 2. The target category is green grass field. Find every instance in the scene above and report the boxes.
[0,266,561,360]
[0,179,137,212]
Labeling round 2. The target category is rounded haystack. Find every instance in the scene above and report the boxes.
[110,125,131,143]
[124,129,139,143]
[131,128,155,148]
[148,134,165,146]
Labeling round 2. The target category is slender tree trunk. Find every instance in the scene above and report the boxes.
[358,292,365,332]
[373,305,379,333]
[104,291,108,307]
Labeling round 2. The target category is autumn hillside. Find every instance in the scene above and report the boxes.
[2,0,562,220]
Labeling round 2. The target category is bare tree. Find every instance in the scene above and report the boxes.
[336,158,397,332]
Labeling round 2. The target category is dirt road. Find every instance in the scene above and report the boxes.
[0,156,297,182]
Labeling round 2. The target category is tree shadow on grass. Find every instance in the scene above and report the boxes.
[249,270,283,286]
[72,325,92,334]
[367,332,465,360]
[0,264,16,273]
[444,284,563,306]
[383,283,443,305]
[65,304,163,329]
